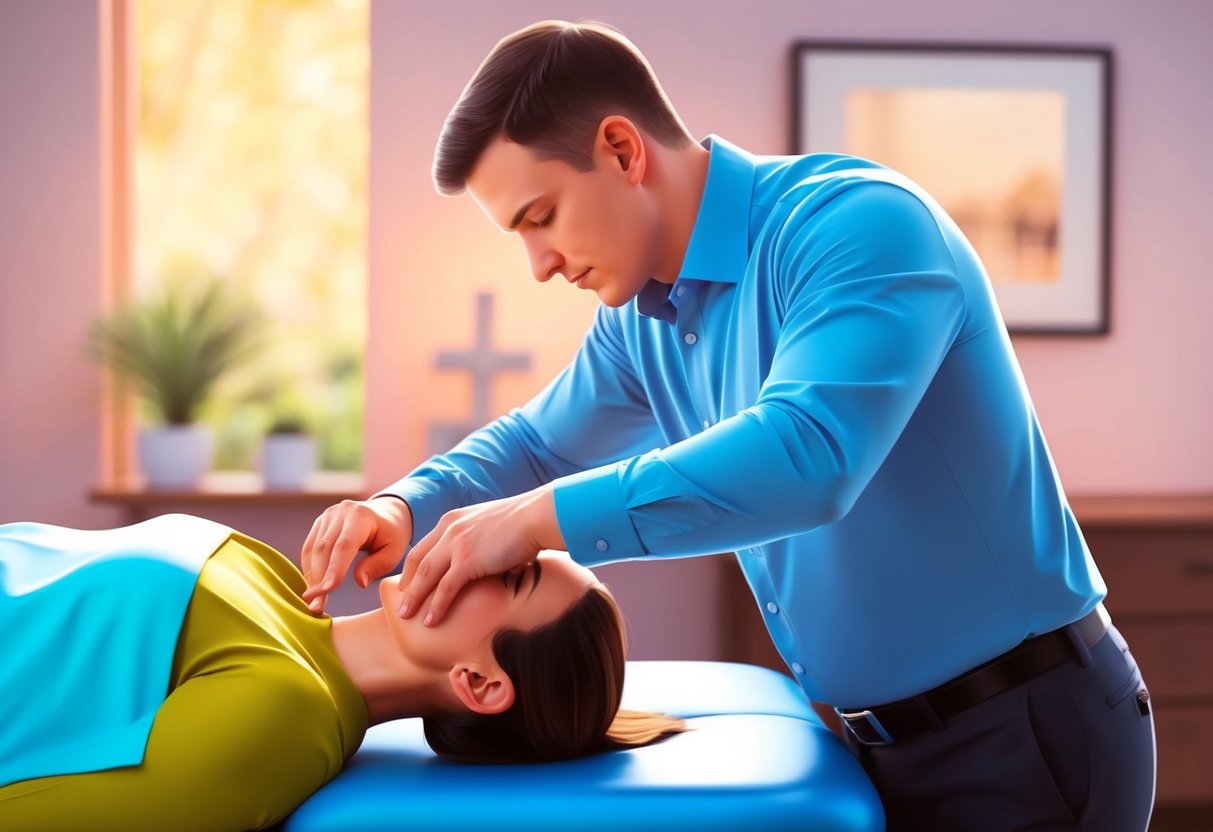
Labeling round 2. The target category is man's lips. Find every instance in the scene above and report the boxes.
[571,268,592,287]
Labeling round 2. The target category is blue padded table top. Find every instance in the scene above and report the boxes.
[284,661,883,832]
[619,660,816,720]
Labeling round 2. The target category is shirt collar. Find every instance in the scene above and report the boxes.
[678,134,756,284]
[636,134,757,322]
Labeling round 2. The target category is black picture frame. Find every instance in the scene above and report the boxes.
[790,41,1113,335]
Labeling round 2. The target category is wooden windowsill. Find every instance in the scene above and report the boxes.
[90,470,369,507]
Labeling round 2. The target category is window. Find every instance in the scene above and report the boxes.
[127,0,367,475]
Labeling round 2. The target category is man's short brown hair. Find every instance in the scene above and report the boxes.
[433,20,695,196]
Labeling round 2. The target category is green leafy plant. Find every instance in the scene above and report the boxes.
[87,275,267,426]
[267,413,309,435]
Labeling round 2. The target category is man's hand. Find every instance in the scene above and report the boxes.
[300,496,414,615]
[397,483,566,627]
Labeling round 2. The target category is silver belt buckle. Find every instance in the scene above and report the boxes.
[842,709,895,745]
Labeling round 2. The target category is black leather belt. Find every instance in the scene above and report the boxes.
[838,604,1111,746]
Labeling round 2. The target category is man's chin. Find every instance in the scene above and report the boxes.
[594,287,635,308]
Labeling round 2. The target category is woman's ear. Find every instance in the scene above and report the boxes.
[447,664,515,715]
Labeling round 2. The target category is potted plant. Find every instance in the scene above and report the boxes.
[260,408,316,490]
[87,274,265,489]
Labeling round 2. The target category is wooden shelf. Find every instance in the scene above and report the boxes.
[89,470,369,507]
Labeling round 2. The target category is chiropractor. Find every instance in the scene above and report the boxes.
[300,19,1155,831]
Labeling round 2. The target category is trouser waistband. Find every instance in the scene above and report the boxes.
[837,604,1111,746]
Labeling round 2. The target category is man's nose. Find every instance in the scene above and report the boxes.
[527,244,563,284]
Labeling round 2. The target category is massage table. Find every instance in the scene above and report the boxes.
[284,661,885,831]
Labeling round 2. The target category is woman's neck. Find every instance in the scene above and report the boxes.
[329,609,455,725]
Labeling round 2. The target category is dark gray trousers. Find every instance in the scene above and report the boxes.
[841,624,1156,831]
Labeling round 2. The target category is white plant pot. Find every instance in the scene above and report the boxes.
[137,425,213,490]
[260,434,315,490]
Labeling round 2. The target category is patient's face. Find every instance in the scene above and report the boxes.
[378,552,597,671]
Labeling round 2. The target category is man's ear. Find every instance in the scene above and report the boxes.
[448,664,515,716]
[598,116,646,183]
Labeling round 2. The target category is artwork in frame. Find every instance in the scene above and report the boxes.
[791,42,1112,335]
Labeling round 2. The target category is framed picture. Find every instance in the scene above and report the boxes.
[791,42,1113,335]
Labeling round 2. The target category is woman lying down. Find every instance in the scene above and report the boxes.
[0,513,684,830]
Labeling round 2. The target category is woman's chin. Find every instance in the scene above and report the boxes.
[378,574,403,610]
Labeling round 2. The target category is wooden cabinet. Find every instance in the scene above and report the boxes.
[1075,495,1213,817]
[720,494,1213,824]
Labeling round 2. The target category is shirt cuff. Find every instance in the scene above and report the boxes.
[551,462,647,567]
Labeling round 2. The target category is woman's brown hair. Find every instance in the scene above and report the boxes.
[433,19,695,197]
[422,582,686,764]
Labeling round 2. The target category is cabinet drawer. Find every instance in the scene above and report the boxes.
[1113,620,1213,699]
[1086,530,1213,615]
[1155,705,1213,804]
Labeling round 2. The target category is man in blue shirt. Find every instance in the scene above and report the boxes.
[302,19,1155,830]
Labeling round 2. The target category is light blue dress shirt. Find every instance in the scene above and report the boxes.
[0,513,232,787]
[381,134,1106,708]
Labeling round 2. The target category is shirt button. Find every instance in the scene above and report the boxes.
[766,601,779,614]
[684,332,698,345]
[595,539,609,552]
[675,284,687,297]
[703,419,711,430]
[791,662,805,675]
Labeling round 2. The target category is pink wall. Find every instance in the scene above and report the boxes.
[1,0,1210,659]
[364,0,1213,656]
[365,0,1213,498]
[0,0,122,530]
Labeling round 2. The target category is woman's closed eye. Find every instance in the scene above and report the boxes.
[500,568,525,596]
[500,563,541,598]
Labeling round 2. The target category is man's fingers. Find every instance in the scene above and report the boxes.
[300,513,329,587]
[398,522,440,591]
[397,538,448,619]
[322,531,365,590]
[304,535,359,616]
[420,568,467,627]
[354,546,400,588]
[303,514,338,597]
[398,557,440,619]
[301,521,335,601]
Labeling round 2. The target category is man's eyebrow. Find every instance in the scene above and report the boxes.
[527,560,542,599]
[508,197,544,231]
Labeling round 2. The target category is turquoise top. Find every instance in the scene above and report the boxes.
[0,513,233,787]
[379,133,1106,707]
